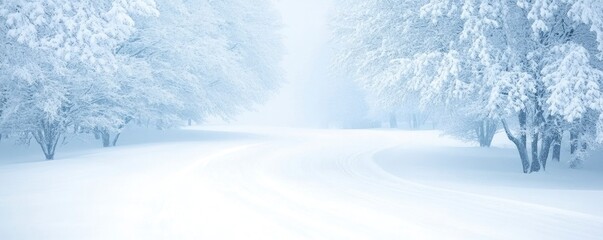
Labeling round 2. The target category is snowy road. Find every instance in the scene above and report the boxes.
[1,127,602,239]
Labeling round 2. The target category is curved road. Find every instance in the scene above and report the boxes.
[0,127,602,239]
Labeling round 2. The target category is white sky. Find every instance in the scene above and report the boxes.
[235,0,334,127]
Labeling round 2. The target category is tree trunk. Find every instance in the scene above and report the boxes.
[518,110,529,173]
[411,113,428,129]
[32,120,62,160]
[570,129,579,168]
[517,144,530,173]
[93,127,101,140]
[101,129,111,148]
[111,117,132,147]
[530,103,550,173]
[573,136,588,168]
[476,125,485,147]
[409,113,424,129]
[570,130,578,155]
[476,119,497,147]
[530,132,541,172]
[502,111,530,173]
[570,148,583,169]
[539,135,553,171]
[389,114,398,128]
[44,153,54,160]
[569,128,586,169]
[112,133,121,147]
[486,120,497,147]
[552,130,562,162]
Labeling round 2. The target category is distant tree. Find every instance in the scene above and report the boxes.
[331,0,462,131]
[440,104,498,147]
[102,0,283,146]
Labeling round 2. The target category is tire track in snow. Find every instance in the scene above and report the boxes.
[339,146,603,239]
[115,128,603,239]
[197,130,603,239]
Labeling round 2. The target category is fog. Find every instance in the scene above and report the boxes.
[235,0,369,128]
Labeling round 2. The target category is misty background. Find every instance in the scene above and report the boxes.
[235,0,370,128]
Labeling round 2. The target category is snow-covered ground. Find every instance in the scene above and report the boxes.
[0,126,602,239]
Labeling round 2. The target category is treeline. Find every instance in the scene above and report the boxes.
[0,0,282,159]
[332,0,603,173]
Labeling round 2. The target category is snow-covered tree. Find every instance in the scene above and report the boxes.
[0,0,158,71]
[421,0,603,172]
[333,0,603,172]
[331,0,486,132]
[0,40,125,159]
[0,0,160,157]
[331,0,463,130]
[0,0,284,158]
[439,101,498,147]
[117,0,283,127]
